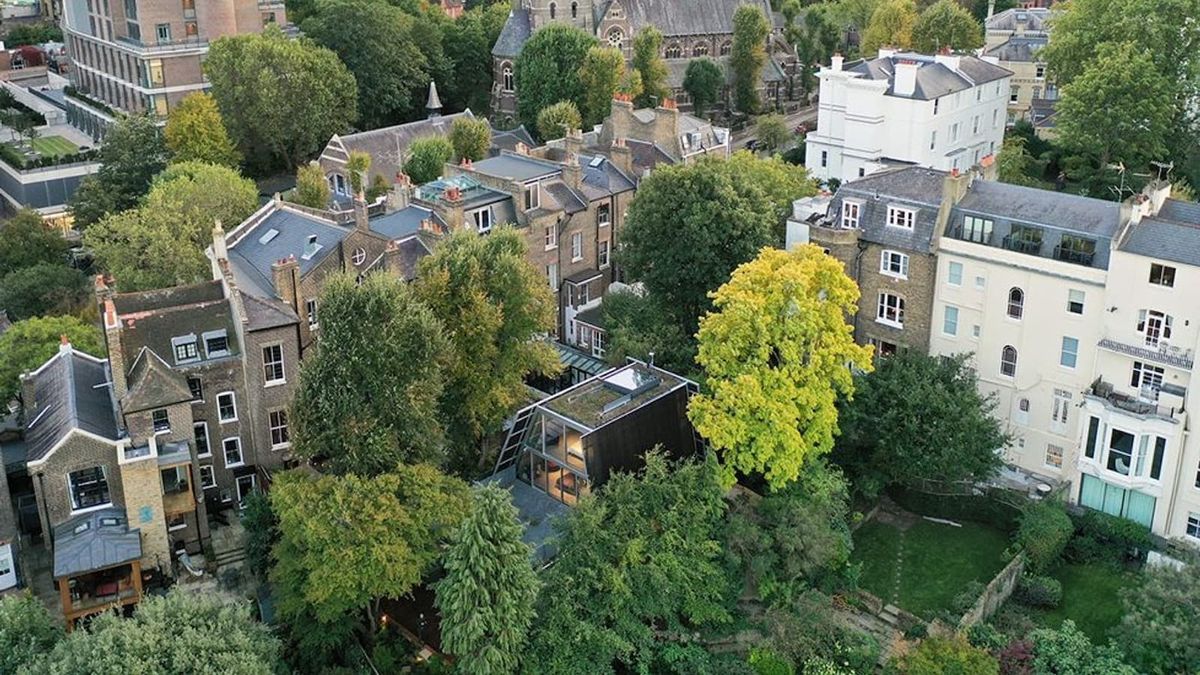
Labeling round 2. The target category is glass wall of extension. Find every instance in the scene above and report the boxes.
[1079,474,1156,528]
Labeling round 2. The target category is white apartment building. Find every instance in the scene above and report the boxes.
[804,50,1011,184]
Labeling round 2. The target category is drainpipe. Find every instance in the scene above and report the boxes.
[852,239,868,335]
[35,472,51,555]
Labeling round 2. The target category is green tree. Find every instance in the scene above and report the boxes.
[631,27,670,108]
[435,485,540,674]
[1030,620,1136,675]
[241,491,277,583]
[442,3,512,113]
[731,4,771,112]
[271,466,471,628]
[346,150,371,195]
[911,0,983,53]
[302,0,430,129]
[755,113,792,154]
[578,46,626,127]
[163,92,242,168]
[836,351,1008,497]
[205,26,357,172]
[404,136,455,184]
[860,0,917,56]
[689,246,873,489]
[535,100,582,141]
[683,58,724,116]
[599,289,694,374]
[1016,501,1073,572]
[787,3,841,96]
[294,161,331,209]
[290,272,449,475]
[1055,42,1174,169]
[24,590,281,673]
[1117,558,1200,674]
[527,454,732,674]
[725,151,818,229]
[448,115,492,162]
[0,315,104,404]
[897,634,999,675]
[4,22,63,46]
[515,24,596,131]
[68,114,168,228]
[997,135,1039,186]
[0,592,61,673]
[413,227,558,474]
[84,162,259,292]
[0,209,67,277]
[0,263,88,321]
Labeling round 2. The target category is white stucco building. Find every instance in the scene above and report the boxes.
[804,50,1011,184]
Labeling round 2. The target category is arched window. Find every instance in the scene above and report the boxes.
[502,63,514,92]
[719,41,732,56]
[665,43,682,59]
[1007,287,1024,319]
[607,28,624,49]
[693,43,709,57]
[1000,346,1018,377]
[571,1,577,18]
[549,2,556,18]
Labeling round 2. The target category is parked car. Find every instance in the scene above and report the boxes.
[744,139,759,151]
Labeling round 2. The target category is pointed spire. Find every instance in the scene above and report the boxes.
[426,81,442,118]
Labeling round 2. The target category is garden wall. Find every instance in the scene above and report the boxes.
[957,553,1026,629]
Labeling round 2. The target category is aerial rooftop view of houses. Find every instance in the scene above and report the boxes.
[0,0,1197,673]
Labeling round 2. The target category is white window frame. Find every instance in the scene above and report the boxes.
[879,250,908,278]
[947,261,963,286]
[351,247,367,266]
[523,182,540,211]
[1045,444,1064,469]
[571,232,583,262]
[597,203,611,227]
[1060,336,1079,369]
[1137,309,1173,347]
[152,408,170,435]
[1187,513,1200,540]
[1051,389,1071,434]
[1067,289,1085,315]
[262,344,285,386]
[1007,287,1024,319]
[942,305,959,336]
[199,464,216,490]
[501,63,514,92]
[67,466,112,513]
[876,292,905,328]
[236,474,257,506]
[216,391,238,424]
[172,335,199,364]
[1131,361,1165,399]
[840,200,861,229]
[546,263,558,290]
[545,225,557,250]
[269,410,290,449]
[472,208,492,233]
[203,329,229,358]
[306,298,318,329]
[1014,397,1030,425]
[599,240,610,269]
[223,437,244,468]
[1000,345,1018,378]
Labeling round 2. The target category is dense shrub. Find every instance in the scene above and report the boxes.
[996,639,1035,675]
[888,487,1023,531]
[1016,501,1073,572]
[1014,575,1062,608]
[749,647,795,675]
[1066,510,1152,563]
[967,623,1008,652]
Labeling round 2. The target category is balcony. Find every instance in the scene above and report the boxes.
[945,225,993,246]
[1053,244,1095,267]
[115,35,209,54]
[1086,378,1181,422]
[1002,235,1042,255]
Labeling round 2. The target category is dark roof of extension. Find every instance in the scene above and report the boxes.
[955,180,1122,236]
[53,507,142,578]
[111,281,224,315]
[491,125,536,155]
[602,0,774,36]
[845,52,1011,100]
[1121,198,1200,267]
[24,348,120,463]
[122,347,192,413]
[830,166,947,254]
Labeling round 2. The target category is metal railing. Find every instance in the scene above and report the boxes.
[1002,235,1042,255]
[1053,245,1095,266]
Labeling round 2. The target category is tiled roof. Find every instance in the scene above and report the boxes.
[24,349,120,463]
[831,167,946,254]
[240,292,299,332]
[491,125,536,155]
[845,52,1011,101]
[984,35,1047,62]
[1121,198,1200,267]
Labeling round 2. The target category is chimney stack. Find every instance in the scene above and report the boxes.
[102,297,128,401]
[389,172,411,212]
[830,53,844,71]
[271,255,300,313]
[609,137,632,176]
[352,191,369,230]
[564,127,584,157]
[211,221,228,261]
[563,152,582,190]
[893,60,919,97]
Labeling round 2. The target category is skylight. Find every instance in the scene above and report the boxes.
[259,228,280,245]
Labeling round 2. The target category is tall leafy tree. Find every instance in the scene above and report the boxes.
[68,114,168,228]
[683,58,724,116]
[442,3,511,113]
[786,2,840,96]
[0,263,88,321]
[526,454,733,674]
[631,27,670,108]
[0,315,104,404]
[1030,620,1136,675]
[755,113,792,154]
[997,135,1039,187]
[163,92,242,168]
[294,161,331,209]
[515,24,596,131]
[535,100,582,141]
[0,209,67,277]
[302,0,430,129]
[290,272,449,475]
[404,136,454,183]
[346,150,371,195]
[271,466,471,628]
[241,491,278,583]
[1055,42,1174,169]
[836,351,1008,498]
[448,115,492,162]
[414,227,558,474]
[205,26,357,172]
[0,592,61,674]
[911,0,983,53]
[689,246,873,488]
[731,4,771,112]
[24,590,282,673]
[84,162,259,291]
[860,0,917,56]
[578,46,626,127]
[435,485,540,674]
[599,289,694,374]
[1117,557,1200,674]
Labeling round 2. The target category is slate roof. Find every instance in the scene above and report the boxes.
[984,35,1047,63]
[52,508,142,578]
[24,349,120,463]
[985,7,1050,33]
[845,53,1011,101]
[603,0,774,36]
[229,210,347,288]
[321,111,474,184]
[241,292,300,332]
[829,166,946,254]
[491,125,536,155]
[111,281,241,370]
[1121,198,1200,267]
[492,8,532,58]
[110,283,224,315]
[545,182,587,214]
[122,348,192,413]
[578,153,636,199]
[575,305,605,329]
[472,153,563,182]
[665,54,786,89]
[955,181,1121,236]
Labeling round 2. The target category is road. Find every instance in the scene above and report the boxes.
[731,106,820,150]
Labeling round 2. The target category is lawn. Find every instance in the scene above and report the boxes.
[853,518,1011,620]
[1027,562,1137,642]
[30,135,78,157]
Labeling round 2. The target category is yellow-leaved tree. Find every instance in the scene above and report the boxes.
[688,245,873,489]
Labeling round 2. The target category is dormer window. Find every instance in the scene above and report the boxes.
[886,206,915,229]
[172,335,199,363]
[524,181,540,211]
[472,207,493,233]
[203,330,229,358]
[840,201,861,229]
